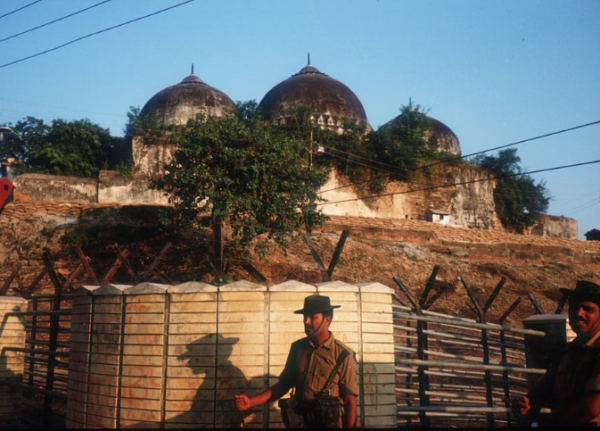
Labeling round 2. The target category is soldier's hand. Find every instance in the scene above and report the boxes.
[235,394,251,411]
[512,396,531,417]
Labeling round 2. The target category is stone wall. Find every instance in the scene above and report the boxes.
[132,136,176,178]
[12,174,97,203]
[0,297,27,427]
[7,166,578,239]
[66,280,396,429]
[319,166,500,230]
[527,215,578,240]
[11,171,169,206]
[449,166,501,230]
[97,170,169,205]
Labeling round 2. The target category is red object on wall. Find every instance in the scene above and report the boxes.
[0,177,14,212]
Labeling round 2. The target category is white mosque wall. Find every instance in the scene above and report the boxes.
[319,169,500,230]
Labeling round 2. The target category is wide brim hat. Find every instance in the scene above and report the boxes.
[294,295,341,315]
[560,280,600,305]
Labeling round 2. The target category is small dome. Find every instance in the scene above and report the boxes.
[258,60,370,133]
[381,114,461,155]
[141,71,236,126]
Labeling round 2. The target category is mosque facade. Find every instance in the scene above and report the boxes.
[6,61,578,238]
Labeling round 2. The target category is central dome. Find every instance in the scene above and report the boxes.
[141,70,236,126]
[258,60,370,133]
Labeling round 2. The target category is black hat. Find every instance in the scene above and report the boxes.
[293,295,341,315]
[560,280,600,305]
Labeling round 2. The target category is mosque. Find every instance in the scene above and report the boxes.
[136,58,461,154]
[7,59,577,238]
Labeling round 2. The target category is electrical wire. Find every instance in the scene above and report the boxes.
[316,159,600,207]
[319,143,407,171]
[564,200,599,217]
[562,196,600,216]
[0,0,113,44]
[317,120,600,193]
[0,0,42,20]
[417,120,600,170]
[324,149,404,178]
[0,0,197,69]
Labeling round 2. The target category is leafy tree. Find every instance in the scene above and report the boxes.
[370,102,437,181]
[476,148,551,231]
[154,101,329,259]
[0,116,49,164]
[1,116,128,178]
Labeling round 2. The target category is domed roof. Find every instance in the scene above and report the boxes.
[258,58,370,133]
[141,68,236,126]
[381,113,461,155]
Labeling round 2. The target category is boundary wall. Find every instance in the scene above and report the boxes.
[0,297,27,427]
[66,280,396,429]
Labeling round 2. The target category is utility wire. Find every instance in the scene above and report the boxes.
[318,119,600,193]
[416,120,600,171]
[564,200,599,217]
[317,159,600,206]
[320,143,406,171]
[0,0,42,20]
[0,0,196,69]
[325,150,403,178]
[0,0,113,44]
[562,196,600,215]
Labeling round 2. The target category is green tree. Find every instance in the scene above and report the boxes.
[0,116,49,165]
[1,116,128,178]
[154,101,329,259]
[370,102,436,181]
[476,148,551,231]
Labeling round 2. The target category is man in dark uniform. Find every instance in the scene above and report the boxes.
[235,295,359,428]
[514,280,600,427]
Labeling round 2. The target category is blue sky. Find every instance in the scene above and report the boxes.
[0,0,598,238]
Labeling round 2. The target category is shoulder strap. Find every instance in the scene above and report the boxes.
[321,349,350,394]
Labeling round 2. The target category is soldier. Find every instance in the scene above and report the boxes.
[514,280,600,427]
[235,295,358,428]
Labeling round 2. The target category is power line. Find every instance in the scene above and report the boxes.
[562,196,600,216]
[0,0,42,20]
[320,143,406,171]
[0,0,113,44]
[325,150,403,178]
[564,201,599,217]
[318,119,600,194]
[417,120,600,171]
[0,0,197,69]
[317,159,600,207]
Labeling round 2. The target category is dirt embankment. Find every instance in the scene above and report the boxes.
[0,201,598,327]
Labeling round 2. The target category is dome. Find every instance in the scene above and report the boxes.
[141,69,236,126]
[258,59,370,133]
[381,113,461,155]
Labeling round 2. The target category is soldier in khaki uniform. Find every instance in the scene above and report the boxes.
[235,295,359,428]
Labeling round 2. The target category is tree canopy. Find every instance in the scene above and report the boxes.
[476,148,551,231]
[1,116,128,178]
[311,102,449,193]
[154,101,329,257]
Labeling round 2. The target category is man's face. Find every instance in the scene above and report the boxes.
[304,312,331,339]
[568,299,600,339]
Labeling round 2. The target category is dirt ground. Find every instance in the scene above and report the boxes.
[1,203,598,327]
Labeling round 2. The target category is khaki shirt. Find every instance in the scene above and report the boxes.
[279,332,359,403]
